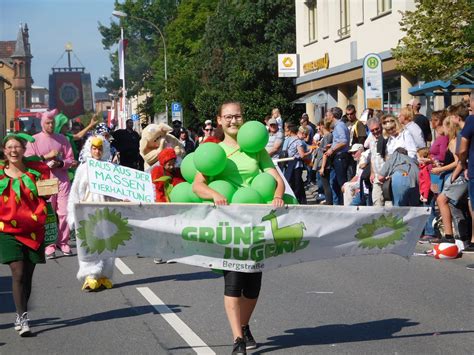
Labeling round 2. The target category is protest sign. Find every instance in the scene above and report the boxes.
[44,203,58,246]
[74,203,429,273]
[86,158,154,203]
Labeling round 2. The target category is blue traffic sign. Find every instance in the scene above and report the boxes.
[171,102,182,113]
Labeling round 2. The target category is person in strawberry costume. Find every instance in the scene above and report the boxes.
[151,148,185,202]
[25,109,75,259]
[0,134,50,336]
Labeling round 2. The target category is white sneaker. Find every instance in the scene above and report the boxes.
[18,312,31,337]
[14,313,21,331]
[46,251,56,260]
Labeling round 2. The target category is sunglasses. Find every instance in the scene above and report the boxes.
[382,120,395,125]
[204,128,214,132]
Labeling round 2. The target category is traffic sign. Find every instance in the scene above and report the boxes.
[171,101,183,122]
[171,102,182,113]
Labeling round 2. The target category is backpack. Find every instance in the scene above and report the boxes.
[278,138,298,170]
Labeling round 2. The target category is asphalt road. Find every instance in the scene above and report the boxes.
[1,239,473,354]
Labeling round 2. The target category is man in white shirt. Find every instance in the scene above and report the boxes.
[367,118,385,206]
[265,118,284,159]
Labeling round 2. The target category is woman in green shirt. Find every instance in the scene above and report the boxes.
[193,101,285,354]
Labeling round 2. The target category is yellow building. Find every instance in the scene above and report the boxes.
[0,75,11,138]
[295,0,417,122]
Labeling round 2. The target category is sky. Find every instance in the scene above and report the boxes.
[0,0,119,92]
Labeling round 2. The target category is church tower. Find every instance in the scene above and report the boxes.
[11,23,33,109]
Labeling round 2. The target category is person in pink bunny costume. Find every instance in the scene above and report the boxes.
[25,109,76,259]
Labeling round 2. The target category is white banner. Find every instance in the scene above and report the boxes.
[118,39,125,80]
[74,203,429,273]
[86,158,154,203]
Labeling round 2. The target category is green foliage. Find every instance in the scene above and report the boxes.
[98,0,300,127]
[194,0,299,124]
[392,0,474,81]
[98,0,178,100]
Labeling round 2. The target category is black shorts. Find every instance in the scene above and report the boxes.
[223,271,262,299]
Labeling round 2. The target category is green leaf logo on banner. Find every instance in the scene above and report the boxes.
[355,214,408,249]
[77,208,133,254]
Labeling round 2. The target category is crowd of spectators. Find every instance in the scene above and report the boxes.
[265,94,474,253]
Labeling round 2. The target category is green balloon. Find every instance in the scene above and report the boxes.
[283,193,299,205]
[193,143,227,176]
[181,153,198,183]
[237,121,269,153]
[231,187,264,204]
[188,188,202,203]
[208,180,236,201]
[250,172,276,202]
[170,182,201,203]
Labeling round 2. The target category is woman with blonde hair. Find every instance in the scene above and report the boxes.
[379,114,419,206]
[382,114,417,159]
[434,106,469,243]
[398,107,425,149]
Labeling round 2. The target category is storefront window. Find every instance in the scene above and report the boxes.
[383,76,401,115]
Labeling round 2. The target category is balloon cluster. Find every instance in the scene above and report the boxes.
[169,121,298,205]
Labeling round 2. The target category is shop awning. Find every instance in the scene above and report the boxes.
[292,90,328,105]
[409,66,474,96]
[292,92,319,104]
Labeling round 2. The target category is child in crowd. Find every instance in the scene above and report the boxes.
[297,126,314,166]
[417,147,432,204]
[151,148,185,202]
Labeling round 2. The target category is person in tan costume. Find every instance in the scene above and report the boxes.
[139,123,185,170]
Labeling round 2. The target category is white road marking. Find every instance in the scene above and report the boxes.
[137,286,216,355]
[306,291,334,294]
[114,258,134,275]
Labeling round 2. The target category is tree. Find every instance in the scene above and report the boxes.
[98,0,301,127]
[392,0,474,81]
[157,0,218,127]
[97,0,178,116]
[194,0,300,123]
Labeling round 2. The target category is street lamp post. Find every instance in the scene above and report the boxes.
[112,10,168,122]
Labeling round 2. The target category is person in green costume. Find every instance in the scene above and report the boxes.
[193,101,285,355]
[54,113,98,179]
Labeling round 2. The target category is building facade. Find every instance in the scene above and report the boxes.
[31,85,49,107]
[0,75,11,138]
[0,23,33,129]
[295,0,416,122]
[94,92,112,113]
